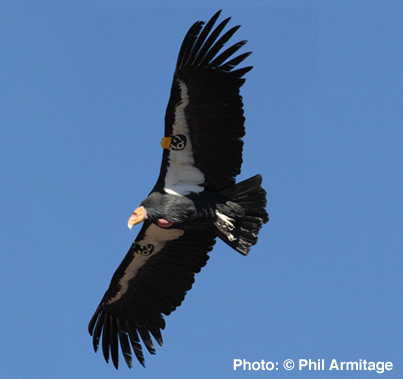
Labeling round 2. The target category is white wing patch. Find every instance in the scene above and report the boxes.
[164,79,205,196]
[107,225,184,304]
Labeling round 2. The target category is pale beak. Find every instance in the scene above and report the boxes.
[127,206,147,229]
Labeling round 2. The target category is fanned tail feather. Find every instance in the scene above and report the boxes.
[215,174,269,255]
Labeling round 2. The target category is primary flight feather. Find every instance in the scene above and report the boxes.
[88,10,269,369]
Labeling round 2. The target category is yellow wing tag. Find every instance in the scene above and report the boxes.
[161,137,172,149]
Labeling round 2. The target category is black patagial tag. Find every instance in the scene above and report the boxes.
[171,134,187,150]
[132,243,155,256]
[161,134,187,150]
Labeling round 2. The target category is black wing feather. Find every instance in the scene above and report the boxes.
[124,312,145,366]
[187,10,222,66]
[110,316,119,368]
[200,24,240,66]
[117,320,133,368]
[177,21,204,69]
[210,44,249,69]
[194,17,232,66]
[102,313,111,363]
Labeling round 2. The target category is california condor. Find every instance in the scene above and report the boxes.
[88,10,269,369]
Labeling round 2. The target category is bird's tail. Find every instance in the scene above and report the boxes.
[215,174,269,255]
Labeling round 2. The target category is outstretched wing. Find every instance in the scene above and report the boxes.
[88,221,216,369]
[154,10,252,195]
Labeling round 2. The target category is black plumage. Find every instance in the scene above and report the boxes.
[88,10,269,369]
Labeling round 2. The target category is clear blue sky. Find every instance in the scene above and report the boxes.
[1,1,402,378]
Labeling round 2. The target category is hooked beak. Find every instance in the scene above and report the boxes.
[127,206,147,230]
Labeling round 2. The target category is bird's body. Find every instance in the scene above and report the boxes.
[89,10,269,369]
[140,191,216,228]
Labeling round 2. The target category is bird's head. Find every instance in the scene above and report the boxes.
[127,206,148,230]
[127,200,175,229]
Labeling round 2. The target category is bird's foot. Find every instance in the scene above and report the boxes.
[215,211,235,231]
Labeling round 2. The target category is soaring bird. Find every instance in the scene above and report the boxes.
[88,10,269,369]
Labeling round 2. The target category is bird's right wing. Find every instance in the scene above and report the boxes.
[88,221,216,369]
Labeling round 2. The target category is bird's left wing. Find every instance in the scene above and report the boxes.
[88,221,216,369]
[152,10,252,195]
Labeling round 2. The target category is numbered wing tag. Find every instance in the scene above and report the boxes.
[161,134,187,151]
[171,134,187,150]
[132,243,155,256]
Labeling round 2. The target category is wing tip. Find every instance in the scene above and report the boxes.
[176,9,251,75]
